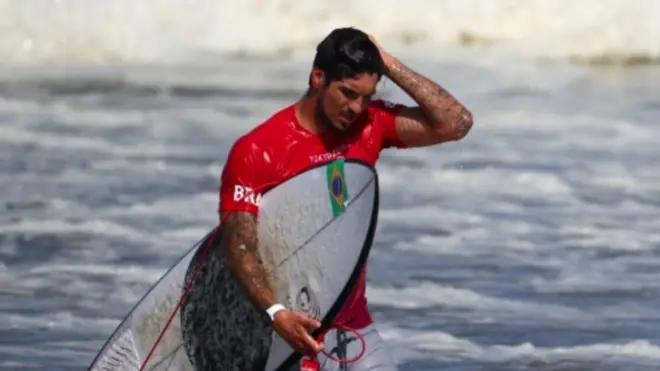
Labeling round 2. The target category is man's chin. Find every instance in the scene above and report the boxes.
[332,119,352,132]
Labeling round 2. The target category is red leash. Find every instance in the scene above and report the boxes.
[301,325,366,371]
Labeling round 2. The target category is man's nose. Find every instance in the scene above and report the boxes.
[347,99,364,117]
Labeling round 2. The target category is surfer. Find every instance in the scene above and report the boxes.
[219,27,473,370]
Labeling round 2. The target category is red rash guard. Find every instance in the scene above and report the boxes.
[219,99,408,329]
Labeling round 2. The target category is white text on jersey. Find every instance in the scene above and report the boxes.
[309,144,348,163]
[233,185,261,207]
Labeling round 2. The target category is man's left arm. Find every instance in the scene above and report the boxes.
[383,56,474,148]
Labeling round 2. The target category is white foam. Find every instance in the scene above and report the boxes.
[104,192,217,220]
[0,219,149,241]
[0,0,658,65]
[27,263,164,283]
[381,166,574,200]
[379,326,660,364]
[3,311,118,334]
[368,282,585,322]
[529,261,660,296]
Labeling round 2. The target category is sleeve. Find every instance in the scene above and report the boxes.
[218,137,265,216]
[370,99,409,149]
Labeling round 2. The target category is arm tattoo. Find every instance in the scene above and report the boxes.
[387,58,473,138]
[223,211,277,310]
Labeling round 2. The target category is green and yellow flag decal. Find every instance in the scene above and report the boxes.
[326,158,349,217]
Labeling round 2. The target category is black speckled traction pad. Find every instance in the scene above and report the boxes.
[180,231,274,371]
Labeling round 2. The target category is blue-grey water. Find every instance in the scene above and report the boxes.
[1,7,660,367]
[2,56,660,370]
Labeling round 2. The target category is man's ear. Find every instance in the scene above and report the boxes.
[310,67,325,89]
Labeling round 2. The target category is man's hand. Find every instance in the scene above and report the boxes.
[368,33,474,147]
[272,310,324,356]
[368,34,394,68]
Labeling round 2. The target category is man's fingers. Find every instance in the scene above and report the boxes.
[296,313,321,329]
[301,332,324,353]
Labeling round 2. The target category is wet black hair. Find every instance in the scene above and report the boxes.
[309,27,386,86]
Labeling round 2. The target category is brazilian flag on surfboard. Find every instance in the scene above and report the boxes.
[326,158,349,217]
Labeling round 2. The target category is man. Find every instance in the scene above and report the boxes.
[218,27,473,370]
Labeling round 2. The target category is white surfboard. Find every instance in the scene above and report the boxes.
[87,158,379,371]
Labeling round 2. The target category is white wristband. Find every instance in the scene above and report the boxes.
[266,304,286,321]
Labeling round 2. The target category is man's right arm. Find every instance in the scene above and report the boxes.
[221,210,323,356]
[222,210,277,311]
[218,137,323,356]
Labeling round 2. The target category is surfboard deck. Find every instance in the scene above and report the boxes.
[87,159,379,371]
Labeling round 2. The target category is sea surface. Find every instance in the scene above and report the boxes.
[1,1,660,370]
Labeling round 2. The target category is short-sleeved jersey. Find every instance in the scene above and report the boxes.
[219,99,408,329]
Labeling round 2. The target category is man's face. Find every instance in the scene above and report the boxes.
[314,71,379,132]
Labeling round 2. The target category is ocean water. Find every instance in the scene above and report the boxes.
[1,1,660,370]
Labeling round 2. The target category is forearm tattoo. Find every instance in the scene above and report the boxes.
[223,211,277,310]
[387,59,473,138]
